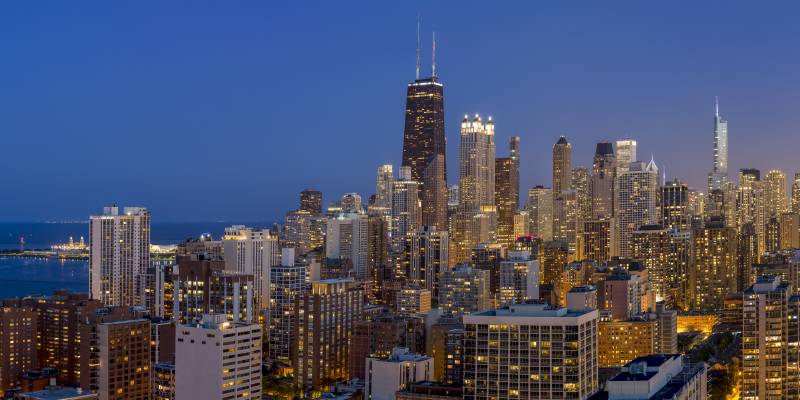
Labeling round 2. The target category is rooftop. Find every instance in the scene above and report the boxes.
[472,302,593,318]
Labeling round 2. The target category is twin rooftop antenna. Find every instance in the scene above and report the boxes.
[415,14,436,80]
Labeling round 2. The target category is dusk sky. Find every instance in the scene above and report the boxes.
[3,1,800,222]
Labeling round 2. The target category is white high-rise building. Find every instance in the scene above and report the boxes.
[326,213,370,279]
[708,97,729,191]
[89,206,151,307]
[175,314,262,400]
[526,186,553,240]
[614,160,658,258]
[221,226,280,316]
[615,139,637,174]
[463,303,599,400]
[375,164,394,211]
[391,167,422,251]
[365,348,433,400]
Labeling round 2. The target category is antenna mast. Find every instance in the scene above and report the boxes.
[416,14,421,80]
[432,31,437,78]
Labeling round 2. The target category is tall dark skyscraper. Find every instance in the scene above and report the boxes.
[402,33,447,231]
[299,189,322,215]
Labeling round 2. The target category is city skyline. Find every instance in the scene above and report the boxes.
[4,2,800,222]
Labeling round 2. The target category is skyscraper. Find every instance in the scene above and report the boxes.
[221,225,280,316]
[552,136,572,245]
[300,189,323,215]
[572,166,591,259]
[765,169,788,217]
[660,179,691,232]
[89,206,151,307]
[391,167,422,252]
[590,142,615,219]
[374,164,394,211]
[708,97,729,191]
[401,49,447,231]
[691,218,737,310]
[407,227,449,298]
[526,186,553,240]
[452,115,496,264]
[615,139,637,174]
[614,160,658,258]
[495,136,520,247]
[438,264,491,316]
[294,278,363,388]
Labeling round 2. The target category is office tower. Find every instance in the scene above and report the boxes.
[173,254,255,324]
[392,167,422,251]
[339,193,361,214]
[779,212,800,250]
[541,240,569,290]
[452,115,496,265]
[0,306,37,390]
[283,209,313,254]
[614,160,658,258]
[765,215,781,253]
[766,169,789,216]
[375,164,394,212]
[615,139,637,174]
[153,362,176,400]
[221,225,279,316]
[438,265,491,315]
[348,314,425,380]
[631,226,690,308]
[402,59,447,232]
[498,251,540,305]
[660,179,691,232]
[268,249,307,363]
[407,227,449,298]
[600,355,707,399]
[94,318,151,400]
[326,213,370,279]
[572,167,591,257]
[591,142,616,219]
[495,137,520,248]
[793,173,800,214]
[463,303,599,400]
[7,291,101,387]
[89,206,151,307]
[513,210,531,239]
[367,215,390,302]
[741,275,792,399]
[396,286,432,315]
[300,189,323,215]
[365,348,433,400]
[552,136,572,244]
[738,222,758,292]
[738,168,769,256]
[526,186,554,240]
[582,218,612,263]
[175,314,261,400]
[294,278,364,388]
[708,98,729,191]
[691,218,737,310]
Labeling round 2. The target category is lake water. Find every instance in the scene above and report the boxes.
[0,221,273,298]
[0,257,88,298]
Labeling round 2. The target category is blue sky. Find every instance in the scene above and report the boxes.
[2,1,800,221]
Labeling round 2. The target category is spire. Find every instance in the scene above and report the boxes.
[415,14,421,80]
[715,96,719,117]
[432,31,437,78]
